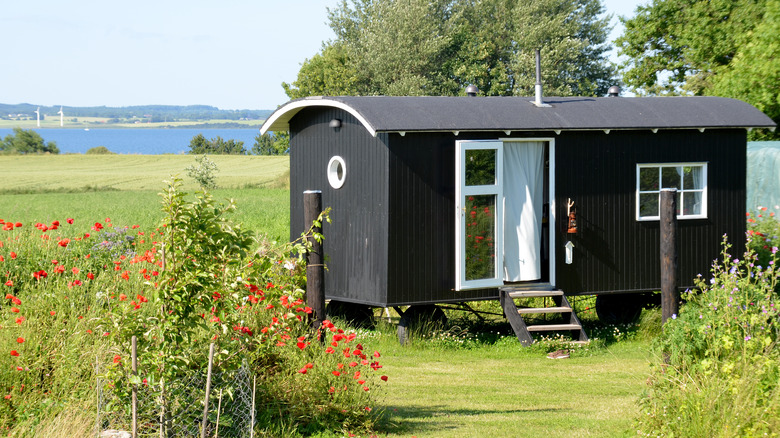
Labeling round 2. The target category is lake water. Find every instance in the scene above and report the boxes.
[0,128,260,155]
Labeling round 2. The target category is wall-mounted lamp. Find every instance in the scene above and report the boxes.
[329,118,342,129]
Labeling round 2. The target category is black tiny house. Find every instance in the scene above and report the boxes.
[261,95,775,331]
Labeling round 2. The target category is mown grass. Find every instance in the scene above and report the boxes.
[0,155,289,192]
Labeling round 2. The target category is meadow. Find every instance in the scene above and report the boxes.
[3,154,777,437]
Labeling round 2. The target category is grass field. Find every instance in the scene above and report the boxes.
[0,155,291,240]
[0,154,288,192]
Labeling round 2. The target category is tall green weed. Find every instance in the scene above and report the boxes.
[637,234,780,436]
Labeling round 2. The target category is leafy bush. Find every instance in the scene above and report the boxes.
[85,146,114,154]
[637,236,780,436]
[185,154,219,188]
[0,128,59,154]
[746,206,780,270]
[188,133,246,155]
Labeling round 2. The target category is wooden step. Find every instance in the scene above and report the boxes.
[506,290,563,299]
[526,323,582,332]
[516,306,572,314]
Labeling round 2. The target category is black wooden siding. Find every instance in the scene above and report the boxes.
[555,129,746,295]
[289,108,748,306]
[290,108,391,306]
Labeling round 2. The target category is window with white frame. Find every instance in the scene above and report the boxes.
[637,163,707,220]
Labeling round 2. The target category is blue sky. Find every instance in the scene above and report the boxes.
[0,0,646,110]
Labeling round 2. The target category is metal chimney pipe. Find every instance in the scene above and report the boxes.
[535,49,543,106]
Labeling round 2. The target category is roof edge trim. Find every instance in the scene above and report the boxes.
[260,98,377,136]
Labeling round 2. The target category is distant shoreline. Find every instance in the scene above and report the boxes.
[0,120,263,130]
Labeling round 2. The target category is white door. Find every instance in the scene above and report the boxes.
[455,141,504,290]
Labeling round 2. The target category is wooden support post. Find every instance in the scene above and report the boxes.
[660,189,679,324]
[132,336,138,438]
[200,343,215,438]
[304,190,325,334]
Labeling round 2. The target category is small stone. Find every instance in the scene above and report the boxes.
[99,430,132,438]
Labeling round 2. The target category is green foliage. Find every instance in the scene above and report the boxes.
[0,128,59,155]
[708,0,780,140]
[252,132,289,155]
[637,237,780,436]
[185,154,219,189]
[284,0,616,98]
[85,146,114,155]
[747,206,780,274]
[0,181,386,436]
[188,133,247,155]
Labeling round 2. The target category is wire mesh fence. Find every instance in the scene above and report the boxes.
[96,357,256,438]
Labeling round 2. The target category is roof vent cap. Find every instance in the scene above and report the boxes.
[465,84,479,97]
[608,85,620,97]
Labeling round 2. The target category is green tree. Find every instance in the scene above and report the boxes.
[0,128,59,154]
[86,146,114,154]
[284,0,616,99]
[708,0,779,140]
[252,132,289,155]
[616,0,768,96]
[187,133,247,155]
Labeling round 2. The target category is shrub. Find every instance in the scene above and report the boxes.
[185,154,219,189]
[85,146,114,154]
[0,128,59,154]
[637,236,780,436]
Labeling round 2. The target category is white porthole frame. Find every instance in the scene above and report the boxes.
[327,155,347,189]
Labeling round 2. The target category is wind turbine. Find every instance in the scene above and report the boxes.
[34,107,40,127]
[58,106,64,127]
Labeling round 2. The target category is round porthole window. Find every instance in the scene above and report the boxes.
[327,156,347,189]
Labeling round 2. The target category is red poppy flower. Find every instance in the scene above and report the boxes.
[11,307,19,313]
[381,375,388,381]
[14,222,21,228]
[119,294,127,301]
[58,239,70,248]
[328,386,335,393]
[16,337,23,343]
[298,367,307,374]
[92,223,103,231]
[15,317,24,325]
[10,351,19,357]
[87,272,95,280]
[113,354,120,364]
[49,311,55,316]
[332,371,341,377]
[10,252,16,259]
[5,280,13,287]
[3,395,10,400]
[66,218,74,224]
[373,351,381,358]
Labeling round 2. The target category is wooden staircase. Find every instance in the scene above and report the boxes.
[499,284,589,346]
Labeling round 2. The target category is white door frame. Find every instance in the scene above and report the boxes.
[455,140,504,290]
[454,138,557,291]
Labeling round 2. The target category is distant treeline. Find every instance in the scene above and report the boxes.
[0,103,272,121]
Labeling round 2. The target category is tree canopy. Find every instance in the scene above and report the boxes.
[616,0,777,138]
[283,0,616,99]
[0,128,59,155]
[187,134,247,155]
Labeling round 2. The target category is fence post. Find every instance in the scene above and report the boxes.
[200,343,216,438]
[132,336,138,438]
[304,190,325,333]
[660,189,679,324]
[250,374,256,438]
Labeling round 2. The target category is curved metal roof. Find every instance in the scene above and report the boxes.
[260,95,776,137]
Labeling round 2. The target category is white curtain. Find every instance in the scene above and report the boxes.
[503,141,545,281]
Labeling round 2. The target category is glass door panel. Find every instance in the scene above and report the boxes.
[455,141,503,290]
